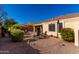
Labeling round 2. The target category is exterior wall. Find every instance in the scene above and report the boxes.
[42,21,58,36]
[64,17,79,29]
[41,17,79,38]
[64,17,79,47]
[58,17,79,38]
[34,17,79,37]
[42,20,65,37]
[33,20,64,37]
[34,16,79,47]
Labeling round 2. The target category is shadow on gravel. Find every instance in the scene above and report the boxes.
[0,37,40,54]
[25,44,40,54]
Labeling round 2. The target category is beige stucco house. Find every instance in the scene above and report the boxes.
[33,14,79,47]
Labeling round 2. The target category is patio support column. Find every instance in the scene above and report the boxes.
[57,20,59,38]
[33,25,35,32]
[74,29,79,47]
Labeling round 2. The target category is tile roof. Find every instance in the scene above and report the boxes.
[25,13,79,25]
[43,13,79,23]
[27,22,38,24]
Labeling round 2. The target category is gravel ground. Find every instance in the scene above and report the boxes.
[30,37,79,54]
[0,37,40,54]
[1,36,79,54]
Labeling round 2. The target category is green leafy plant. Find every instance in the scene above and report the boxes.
[13,24,22,29]
[0,22,2,26]
[45,31,47,35]
[11,29,24,42]
[3,18,17,32]
[61,28,74,42]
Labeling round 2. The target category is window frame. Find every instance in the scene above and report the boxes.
[48,23,55,32]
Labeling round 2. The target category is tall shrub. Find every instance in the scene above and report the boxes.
[11,29,24,42]
[61,28,74,42]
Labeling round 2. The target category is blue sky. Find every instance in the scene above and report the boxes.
[2,4,79,24]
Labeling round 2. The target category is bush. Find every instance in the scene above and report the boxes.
[13,24,22,29]
[0,22,2,26]
[11,29,24,42]
[7,26,15,36]
[61,28,74,42]
[44,31,47,35]
[8,26,14,32]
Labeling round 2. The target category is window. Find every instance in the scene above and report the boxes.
[59,23,63,32]
[49,24,55,31]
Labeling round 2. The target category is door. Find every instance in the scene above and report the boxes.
[35,25,43,36]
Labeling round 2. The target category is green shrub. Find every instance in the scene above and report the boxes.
[44,31,47,35]
[0,22,2,26]
[8,26,14,32]
[11,29,24,42]
[61,28,74,42]
[13,24,22,29]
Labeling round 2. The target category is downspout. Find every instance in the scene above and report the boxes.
[57,20,59,38]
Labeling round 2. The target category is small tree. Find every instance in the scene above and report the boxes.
[3,18,17,30]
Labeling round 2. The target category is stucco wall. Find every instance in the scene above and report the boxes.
[57,17,79,38]
[64,17,79,47]
[34,16,79,47]
[64,17,79,29]
[42,21,58,36]
[34,17,79,37]
[42,17,79,38]
[42,20,65,37]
